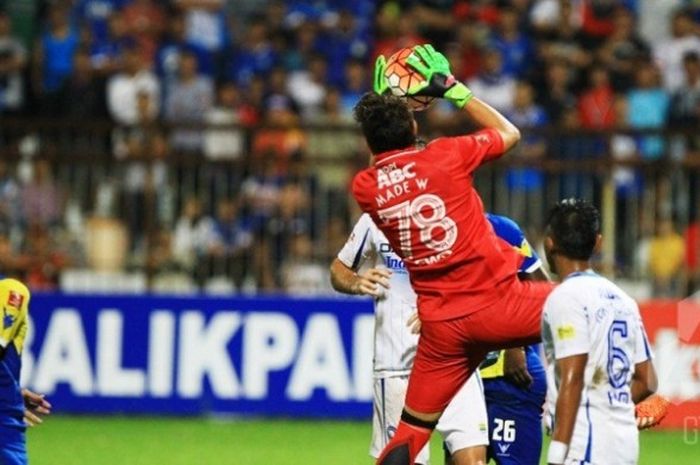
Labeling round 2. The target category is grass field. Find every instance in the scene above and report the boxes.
[27,416,695,465]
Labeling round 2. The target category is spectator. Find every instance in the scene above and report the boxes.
[122,0,166,65]
[155,13,213,88]
[467,47,516,113]
[176,0,228,54]
[0,12,26,113]
[578,65,616,129]
[227,18,276,84]
[340,58,368,115]
[320,9,370,85]
[287,53,328,119]
[204,81,244,161]
[373,7,426,60]
[22,224,70,291]
[64,48,107,119]
[164,51,214,153]
[627,62,670,160]
[114,90,169,249]
[282,20,320,72]
[20,159,64,228]
[252,95,306,175]
[538,59,576,121]
[654,8,700,91]
[490,6,533,77]
[597,7,651,92]
[172,197,216,273]
[73,0,126,48]
[648,217,686,297]
[202,198,253,289]
[0,160,19,230]
[33,4,79,115]
[505,81,548,226]
[90,11,131,76]
[107,46,160,125]
[281,232,330,295]
[669,51,700,127]
[455,21,484,81]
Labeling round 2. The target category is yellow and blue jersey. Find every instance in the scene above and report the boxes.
[0,279,30,438]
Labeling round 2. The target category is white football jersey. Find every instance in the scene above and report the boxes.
[542,271,653,465]
[337,213,418,378]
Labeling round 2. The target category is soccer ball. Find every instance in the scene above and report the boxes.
[384,47,436,112]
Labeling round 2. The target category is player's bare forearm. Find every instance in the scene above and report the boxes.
[631,360,657,404]
[551,354,587,455]
[462,97,521,152]
[329,259,391,297]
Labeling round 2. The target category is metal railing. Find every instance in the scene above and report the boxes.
[0,118,697,298]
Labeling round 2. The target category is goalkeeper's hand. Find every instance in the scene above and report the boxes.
[374,55,390,95]
[635,394,671,430]
[405,44,474,108]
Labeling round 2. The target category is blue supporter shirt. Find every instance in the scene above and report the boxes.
[41,30,79,92]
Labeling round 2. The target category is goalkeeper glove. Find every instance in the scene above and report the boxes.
[635,394,671,430]
[373,55,390,95]
[405,44,474,108]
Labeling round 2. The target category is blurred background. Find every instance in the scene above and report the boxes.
[0,0,698,464]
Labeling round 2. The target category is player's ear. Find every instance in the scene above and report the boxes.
[544,236,554,253]
[593,234,603,254]
[412,118,418,136]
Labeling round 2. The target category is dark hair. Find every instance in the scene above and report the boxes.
[546,199,601,260]
[353,92,415,154]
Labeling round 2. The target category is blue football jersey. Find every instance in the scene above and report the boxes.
[0,279,30,440]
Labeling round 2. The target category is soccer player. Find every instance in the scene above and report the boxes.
[476,218,549,465]
[541,199,657,465]
[352,45,554,464]
[0,278,51,465]
[330,213,489,465]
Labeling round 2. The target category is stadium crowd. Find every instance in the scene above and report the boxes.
[0,0,698,296]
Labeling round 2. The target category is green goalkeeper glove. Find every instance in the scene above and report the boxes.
[406,44,474,108]
[373,55,390,95]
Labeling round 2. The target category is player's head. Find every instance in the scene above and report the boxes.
[544,199,601,273]
[353,92,417,155]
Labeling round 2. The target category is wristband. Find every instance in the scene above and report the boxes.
[444,82,474,108]
[547,440,568,464]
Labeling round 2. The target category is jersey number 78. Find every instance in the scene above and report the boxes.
[377,194,457,259]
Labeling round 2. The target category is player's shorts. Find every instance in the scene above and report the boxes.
[370,372,488,464]
[406,279,554,413]
[0,441,27,465]
[565,409,639,465]
[484,378,545,465]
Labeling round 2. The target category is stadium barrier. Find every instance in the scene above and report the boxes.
[22,294,699,428]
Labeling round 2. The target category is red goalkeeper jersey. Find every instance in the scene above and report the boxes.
[352,128,522,321]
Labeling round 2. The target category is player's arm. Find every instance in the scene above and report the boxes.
[631,359,657,404]
[400,45,520,151]
[329,258,390,298]
[549,353,588,465]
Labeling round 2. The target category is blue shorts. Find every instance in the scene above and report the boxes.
[484,377,545,465]
[0,442,26,465]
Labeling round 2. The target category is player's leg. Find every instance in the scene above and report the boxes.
[467,280,555,350]
[438,372,489,465]
[376,317,486,465]
[0,441,27,465]
[370,376,431,465]
[485,381,543,465]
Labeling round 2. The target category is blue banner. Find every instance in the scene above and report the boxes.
[23,294,375,418]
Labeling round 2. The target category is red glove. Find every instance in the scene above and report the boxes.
[635,394,671,430]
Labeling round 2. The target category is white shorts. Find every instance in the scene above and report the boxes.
[370,371,489,464]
